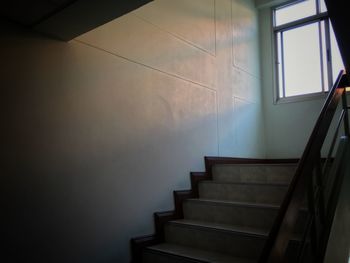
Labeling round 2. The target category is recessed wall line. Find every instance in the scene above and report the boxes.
[233,95,256,105]
[73,39,217,93]
[214,0,219,156]
[233,63,261,79]
[214,0,217,56]
[132,13,216,57]
[231,0,234,72]
[215,90,220,155]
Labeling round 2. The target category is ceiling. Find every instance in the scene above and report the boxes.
[0,0,76,26]
[0,0,153,41]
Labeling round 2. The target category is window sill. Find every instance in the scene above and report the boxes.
[274,91,328,105]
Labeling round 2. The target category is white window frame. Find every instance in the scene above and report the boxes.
[272,0,334,104]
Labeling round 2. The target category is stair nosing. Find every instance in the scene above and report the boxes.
[213,163,297,167]
[145,246,210,263]
[200,180,290,187]
[185,198,309,212]
[146,243,255,263]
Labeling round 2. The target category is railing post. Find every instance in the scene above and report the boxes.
[339,73,350,136]
[342,87,350,136]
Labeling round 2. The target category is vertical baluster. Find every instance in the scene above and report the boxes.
[315,153,326,224]
[296,213,314,263]
[306,165,319,260]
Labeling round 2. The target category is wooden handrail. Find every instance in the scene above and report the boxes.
[259,70,349,263]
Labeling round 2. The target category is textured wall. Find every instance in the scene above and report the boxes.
[76,0,265,157]
[2,0,264,262]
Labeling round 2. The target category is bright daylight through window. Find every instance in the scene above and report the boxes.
[273,0,344,101]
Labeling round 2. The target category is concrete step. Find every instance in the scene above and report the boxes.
[164,219,267,259]
[183,198,308,236]
[144,243,254,263]
[198,181,288,205]
[212,164,297,184]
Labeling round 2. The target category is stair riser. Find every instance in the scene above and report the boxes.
[212,165,296,184]
[165,223,264,259]
[183,201,277,230]
[198,182,288,205]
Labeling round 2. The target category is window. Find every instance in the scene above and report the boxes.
[273,0,343,102]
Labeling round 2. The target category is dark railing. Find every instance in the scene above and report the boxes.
[259,70,350,263]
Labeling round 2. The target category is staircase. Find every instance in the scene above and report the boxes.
[133,161,308,263]
[132,72,350,262]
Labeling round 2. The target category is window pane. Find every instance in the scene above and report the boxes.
[330,24,344,84]
[283,23,323,97]
[275,0,316,26]
[320,21,329,91]
[320,0,327,13]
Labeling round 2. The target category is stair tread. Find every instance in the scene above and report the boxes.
[147,243,255,263]
[185,198,280,209]
[168,219,269,237]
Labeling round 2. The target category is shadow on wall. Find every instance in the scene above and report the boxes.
[1,28,218,262]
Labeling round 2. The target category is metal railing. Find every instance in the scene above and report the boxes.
[259,70,350,263]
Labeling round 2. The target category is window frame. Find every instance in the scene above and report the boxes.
[271,0,333,104]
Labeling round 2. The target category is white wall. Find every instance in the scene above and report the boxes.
[2,0,264,262]
[324,139,350,263]
[259,7,327,158]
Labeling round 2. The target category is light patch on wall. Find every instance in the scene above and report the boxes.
[232,97,264,157]
[232,67,260,103]
[134,0,216,56]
